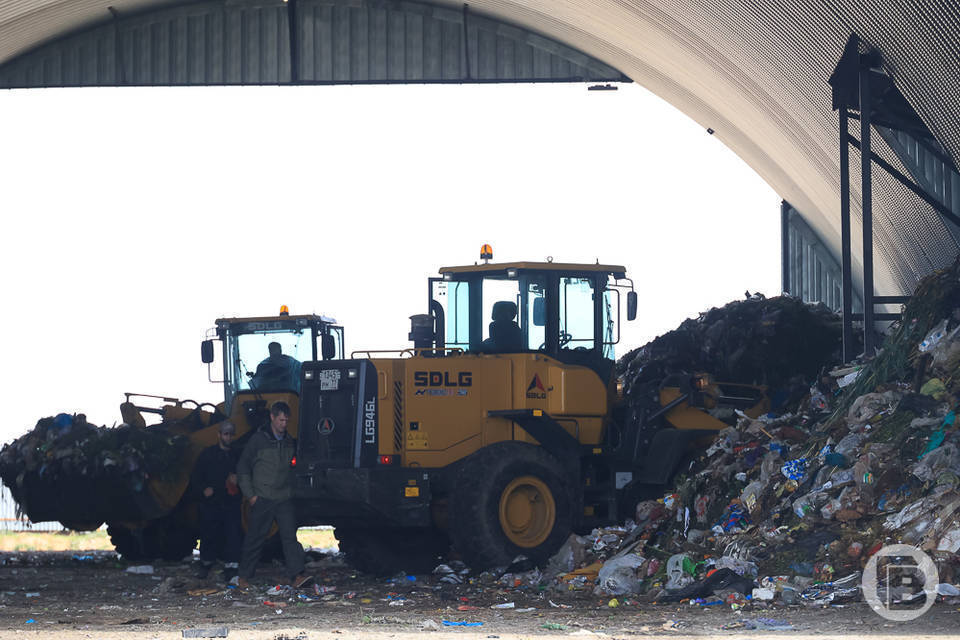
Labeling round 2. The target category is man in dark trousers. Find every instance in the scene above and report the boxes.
[192,420,243,581]
[234,401,312,589]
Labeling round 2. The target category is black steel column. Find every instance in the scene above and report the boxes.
[859,64,875,356]
[287,0,299,84]
[839,107,854,362]
[781,200,791,295]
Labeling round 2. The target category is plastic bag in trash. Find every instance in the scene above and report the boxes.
[665,554,695,590]
[596,553,645,595]
[659,568,754,602]
[919,319,950,352]
[740,481,765,513]
[913,444,960,483]
[883,498,937,531]
[835,433,863,457]
[799,572,860,604]
[715,555,758,577]
[781,458,809,482]
[544,534,587,577]
[938,528,960,553]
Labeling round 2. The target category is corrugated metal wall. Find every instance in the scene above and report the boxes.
[0,0,627,87]
[784,203,862,314]
[878,126,960,248]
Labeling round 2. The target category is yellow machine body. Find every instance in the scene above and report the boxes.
[368,353,610,468]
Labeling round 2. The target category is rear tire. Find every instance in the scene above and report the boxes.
[107,517,197,562]
[335,527,448,576]
[449,442,574,570]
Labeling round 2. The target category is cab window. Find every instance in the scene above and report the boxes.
[602,288,616,360]
[236,331,311,392]
[435,280,470,351]
[481,278,522,352]
[525,278,547,351]
[559,277,596,350]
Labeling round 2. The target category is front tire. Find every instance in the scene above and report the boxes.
[449,442,574,570]
[335,527,448,576]
[107,517,197,562]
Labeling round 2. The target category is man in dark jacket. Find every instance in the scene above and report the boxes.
[235,401,311,588]
[192,420,243,581]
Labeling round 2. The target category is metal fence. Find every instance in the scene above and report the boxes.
[0,485,63,532]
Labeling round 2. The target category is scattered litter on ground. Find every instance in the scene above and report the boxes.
[181,627,229,638]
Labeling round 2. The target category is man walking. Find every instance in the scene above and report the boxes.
[235,401,312,589]
[192,420,243,581]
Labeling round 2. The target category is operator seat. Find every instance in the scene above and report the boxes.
[481,301,523,353]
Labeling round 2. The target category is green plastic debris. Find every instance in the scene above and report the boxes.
[920,378,947,400]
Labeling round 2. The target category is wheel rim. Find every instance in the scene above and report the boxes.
[498,475,556,548]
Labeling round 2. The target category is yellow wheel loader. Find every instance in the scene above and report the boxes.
[292,250,766,573]
[17,309,344,561]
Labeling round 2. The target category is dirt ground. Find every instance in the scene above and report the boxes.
[1,549,960,640]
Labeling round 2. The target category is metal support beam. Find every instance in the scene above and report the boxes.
[859,64,876,357]
[781,200,791,294]
[847,135,960,228]
[287,0,299,84]
[839,107,855,363]
[462,4,472,81]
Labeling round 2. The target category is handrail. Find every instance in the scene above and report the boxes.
[349,347,464,359]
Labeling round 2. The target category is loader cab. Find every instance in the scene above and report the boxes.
[426,257,636,379]
[203,312,344,413]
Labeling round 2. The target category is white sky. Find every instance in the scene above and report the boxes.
[0,82,780,441]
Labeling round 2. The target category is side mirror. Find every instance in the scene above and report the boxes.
[627,291,638,321]
[533,297,546,327]
[201,339,215,364]
[321,334,336,360]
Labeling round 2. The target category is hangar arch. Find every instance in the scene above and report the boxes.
[1,0,958,308]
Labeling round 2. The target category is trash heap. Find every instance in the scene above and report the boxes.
[619,294,844,388]
[0,414,188,525]
[618,295,844,433]
[537,258,960,607]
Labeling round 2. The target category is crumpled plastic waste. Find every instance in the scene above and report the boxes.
[722,618,795,631]
[781,458,809,482]
[800,573,860,605]
[596,552,646,595]
[919,319,950,352]
[659,568,754,602]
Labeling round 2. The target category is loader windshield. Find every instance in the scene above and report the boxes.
[431,265,625,371]
[237,330,311,393]
[215,315,344,412]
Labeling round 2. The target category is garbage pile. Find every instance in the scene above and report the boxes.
[537,259,959,607]
[0,414,188,525]
[619,294,844,390]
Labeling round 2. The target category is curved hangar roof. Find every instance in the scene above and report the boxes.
[2,0,958,296]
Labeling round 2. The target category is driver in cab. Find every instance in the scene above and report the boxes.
[249,342,301,392]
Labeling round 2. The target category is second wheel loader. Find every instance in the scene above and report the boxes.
[5,309,344,560]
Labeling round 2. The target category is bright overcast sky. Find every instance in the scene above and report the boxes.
[0,82,780,440]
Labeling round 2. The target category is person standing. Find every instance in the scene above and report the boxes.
[235,401,311,589]
[192,420,243,581]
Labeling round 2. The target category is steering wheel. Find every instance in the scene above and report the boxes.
[559,332,573,347]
